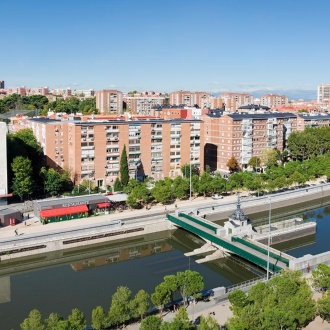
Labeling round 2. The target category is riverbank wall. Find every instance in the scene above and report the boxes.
[1,184,330,261]
[0,217,172,261]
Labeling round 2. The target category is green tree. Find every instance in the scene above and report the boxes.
[162,306,191,330]
[197,315,219,330]
[177,270,204,306]
[113,177,123,192]
[108,286,132,328]
[130,289,150,320]
[311,263,330,290]
[317,291,330,322]
[91,306,107,330]
[41,168,63,196]
[181,164,199,178]
[20,309,45,330]
[67,308,86,330]
[226,156,240,173]
[120,145,129,186]
[151,282,172,314]
[198,172,213,197]
[140,315,162,330]
[126,185,150,209]
[45,313,65,330]
[248,156,261,170]
[172,176,189,200]
[12,156,34,200]
[151,180,172,204]
[260,149,279,168]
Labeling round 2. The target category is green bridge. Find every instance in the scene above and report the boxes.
[167,212,291,273]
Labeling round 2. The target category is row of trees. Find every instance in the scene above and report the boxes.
[20,270,206,330]
[226,264,330,329]
[0,93,97,115]
[20,265,330,330]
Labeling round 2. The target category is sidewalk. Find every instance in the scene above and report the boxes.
[0,194,239,239]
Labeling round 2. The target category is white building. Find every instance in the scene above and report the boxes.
[318,84,330,103]
[0,122,8,205]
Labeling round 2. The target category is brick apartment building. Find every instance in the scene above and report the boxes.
[123,94,166,115]
[95,90,123,115]
[27,117,201,189]
[201,112,297,172]
[259,94,288,108]
[214,93,254,112]
[169,91,213,108]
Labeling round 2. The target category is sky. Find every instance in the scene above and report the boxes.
[1,0,330,99]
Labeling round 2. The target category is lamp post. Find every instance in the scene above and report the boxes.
[190,148,192,200]
[266,196,271,280]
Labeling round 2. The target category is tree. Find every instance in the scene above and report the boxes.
[317,291,330,322]
[248,156,261,170]
[140,315,162,330]
[311,263,330,290]
[119,145,129,186]
[41,168,63,196]
[20,309,45,330]
[172,176,189,200]
[126,185,150,209]
[67,308,86,330]
[151,282,172,314]
[130,289,150,321]
[113,177,123,192]
[226,269,315,330]
[226,156,240,173]
[108,286,132,328]
[150,180,172,204]
[164,306,191,330]
[45,313,65,330]
[91,306,107,330]
[12,156,34,200]
[177,270,204,306]
[181,164,199,178]
[260,149,279,168]
[198,172,213,197]
[197,315,219,330]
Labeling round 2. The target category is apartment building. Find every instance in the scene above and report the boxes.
[27,117,201,188]
[297,113,330,131]
[0,81,4,89]
[123,95,165,115]
[216,93,254,112]
[201,112,297,173]
[318,84,330,103]
[95,90,123,115]
[71,89,95,98]
[260,94,288,108]
[26,87,49,96]
[169,91,212,108]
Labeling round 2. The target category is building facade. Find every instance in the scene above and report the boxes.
[260,94,288,108]
[95,90,123,115]
[216,93,254,112]
[0,81,4,89]
[169,91,212,108]
[318,84,330,103]
[201,112,297,173]
[27,117,201,189]
[123,95,165,115]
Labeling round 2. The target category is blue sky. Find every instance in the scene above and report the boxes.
[1,0,329,98]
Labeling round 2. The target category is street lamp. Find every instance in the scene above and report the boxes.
[267,196,271,280]
[190,148,192,200]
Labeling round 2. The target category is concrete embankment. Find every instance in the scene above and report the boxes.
[1,183,330,261]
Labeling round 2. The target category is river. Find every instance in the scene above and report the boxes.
[1,197,330,330]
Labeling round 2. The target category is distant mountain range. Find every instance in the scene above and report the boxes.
[213,89,317,101]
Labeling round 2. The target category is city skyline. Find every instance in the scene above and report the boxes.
[1,0,329,99]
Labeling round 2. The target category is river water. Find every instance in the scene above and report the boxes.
[1,197,330,330]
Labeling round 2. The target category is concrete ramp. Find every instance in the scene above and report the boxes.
[184,243,217,257]
[196,250,226,264]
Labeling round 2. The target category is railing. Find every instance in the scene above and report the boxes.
[178,212,218,233]
[231,237,290,266]
[167,214,282,273]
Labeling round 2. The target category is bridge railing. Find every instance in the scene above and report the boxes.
[231,237,290,267]
[167,214,282,273]
[178,212,218,233]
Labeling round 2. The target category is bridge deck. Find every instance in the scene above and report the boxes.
[167,213,288,272]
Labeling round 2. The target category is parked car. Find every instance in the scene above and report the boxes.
[212,194,223,200]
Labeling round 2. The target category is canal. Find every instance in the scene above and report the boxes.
[1,197,330,330]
